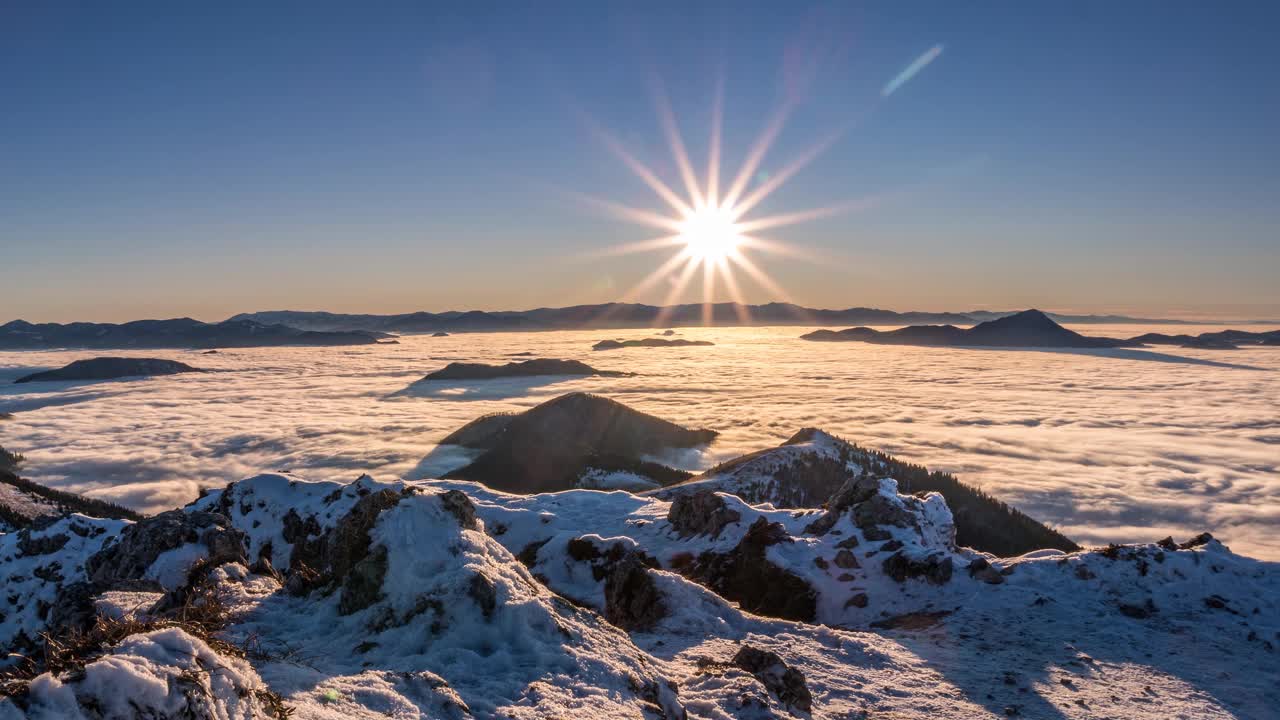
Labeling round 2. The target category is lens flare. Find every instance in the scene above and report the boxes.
[679,205,741,262]
[575,64,937,325]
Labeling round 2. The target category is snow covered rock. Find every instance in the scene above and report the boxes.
[682,517,818,622]
[667,490,742,539]
[655,428,1075,556]
[86,509,245,590]
[192,475,692,718]
[0,514,127,654]
[2,628,277,720]
[3,468,1277,719]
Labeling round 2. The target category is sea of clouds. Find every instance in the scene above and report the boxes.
[1,324,1277,560]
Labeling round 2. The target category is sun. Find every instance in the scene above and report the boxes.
[680,204,741,262]
[573,77,874,326]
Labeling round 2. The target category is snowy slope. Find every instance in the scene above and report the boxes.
[1,471,1276,719]
[652,428,868,508]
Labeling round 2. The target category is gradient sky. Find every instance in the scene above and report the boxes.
[3,1,1278,323]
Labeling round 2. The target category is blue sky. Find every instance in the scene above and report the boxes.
[3,1,1277,322]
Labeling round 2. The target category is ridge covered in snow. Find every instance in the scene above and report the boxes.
[1,470,1276,719]
[654,428,1077,556]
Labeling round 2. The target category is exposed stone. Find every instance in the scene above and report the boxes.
[468,572,498,619]
[683,518,817,622]
[249,554,283,582]
[329,490,402,581]
[603,552,666,631]
[845,593,869,608]
[86,510,245,588]
[835,535,860,550]
[732,645,813,712]
[882,552,953,585]
[284,488,404,605]
[667,491,741,539]
[1179,532,1214,549]
[43,581,97,638]
[863,526,892,542]
[1118,599,1157,619]
[439,489,478,530]
[833,550,860,569]
[339,546,388,615]
[517,538,550,567]
[968,557,1005,585]
[802,474,880,535]
[282,509,322,545]
[18,531,69,557]
[852,494,916,531]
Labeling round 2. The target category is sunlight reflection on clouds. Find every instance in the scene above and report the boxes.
[0,323,1277,559]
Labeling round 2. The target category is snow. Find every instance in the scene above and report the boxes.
[575,468,661,491]
[0,513,128,653]
[5,628,270,720]
[2,470,1276,718]
[143,542,209,589]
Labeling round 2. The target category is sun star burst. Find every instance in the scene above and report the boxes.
[576,78,876,326]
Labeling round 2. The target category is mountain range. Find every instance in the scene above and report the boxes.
[230,303,1197,334]
[802,309,1280,349]
[0,318,388,350]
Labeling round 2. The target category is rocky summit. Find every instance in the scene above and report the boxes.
[0,469,1275,719]
[421,358,630,381]
[438,392,717,493]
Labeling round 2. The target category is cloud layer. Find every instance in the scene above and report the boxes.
[2,323,1277,559]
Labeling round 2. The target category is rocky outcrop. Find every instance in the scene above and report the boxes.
[284,488,406,614]
[604,552,667,631]
[86,509,245,589]
[732,645,813,713]
[662,429,1074,557]
[882,551,953,585]
[803,473,881,535]
[667,490,741,539]
[560,537,668,631]
[684,518,817,622]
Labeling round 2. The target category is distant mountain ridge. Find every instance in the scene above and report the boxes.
[229,303,1196,334]
[0,318,388,350]
[803,309,1280,350]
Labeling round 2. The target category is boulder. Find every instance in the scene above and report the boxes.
[852,494,916,531]
[732,645,813,712]
[604,552,666,631]
[882,551,953,585]
[803,474,880,535]
[684,518,817,622]
[667,491,741,539]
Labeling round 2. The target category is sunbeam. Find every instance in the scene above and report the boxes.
[578,79,879,325]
